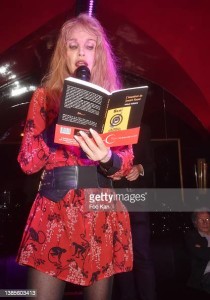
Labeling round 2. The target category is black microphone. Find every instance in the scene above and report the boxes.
[75,65,91,81]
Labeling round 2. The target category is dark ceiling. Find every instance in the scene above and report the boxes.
[0,0,210,144]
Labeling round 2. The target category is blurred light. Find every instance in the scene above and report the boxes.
[88,0,94,16]
[11,85,36,97]
[8,74,16,80]
[11,87,27,96]
[11,102,30,108]
[0,62,18,83]
[14,81,20,86]
[0,64,10,75]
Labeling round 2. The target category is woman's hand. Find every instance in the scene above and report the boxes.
[125,164,143,181]
[74,128,112,162]
[112,164,143,181]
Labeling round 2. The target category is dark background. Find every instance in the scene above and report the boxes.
[0,1,210,299]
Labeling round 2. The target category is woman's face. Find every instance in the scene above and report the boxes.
[66,26,97,75]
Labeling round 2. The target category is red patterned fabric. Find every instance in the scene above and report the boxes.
[17,88,133,286]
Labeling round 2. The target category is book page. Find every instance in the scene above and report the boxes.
[66,76,111,95]
[58,81,108,132]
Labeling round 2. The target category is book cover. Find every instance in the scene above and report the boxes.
[54,77,148,147]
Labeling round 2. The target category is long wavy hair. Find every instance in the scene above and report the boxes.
[42,13,121,104]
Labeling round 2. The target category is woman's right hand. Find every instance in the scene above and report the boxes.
[74,128,112,162]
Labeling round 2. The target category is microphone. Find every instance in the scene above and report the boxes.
[75,65,91,82]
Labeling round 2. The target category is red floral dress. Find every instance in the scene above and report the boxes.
[17,88,133,286]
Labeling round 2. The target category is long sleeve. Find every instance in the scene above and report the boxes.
[18,88,134,177]
[100,145,133,177]
[112,145,133,176]
[17,88,52,174]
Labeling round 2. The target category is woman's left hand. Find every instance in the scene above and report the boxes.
[74,128,111,163]
[125,164,142,181]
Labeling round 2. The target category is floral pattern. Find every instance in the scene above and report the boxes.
[17,88,133,286]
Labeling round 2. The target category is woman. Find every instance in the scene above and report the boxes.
[17,13,133,300]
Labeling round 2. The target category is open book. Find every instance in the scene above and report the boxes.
[54,77,148,147]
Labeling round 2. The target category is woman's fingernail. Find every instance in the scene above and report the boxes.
[89,128,95,134]
[79,130,85,136]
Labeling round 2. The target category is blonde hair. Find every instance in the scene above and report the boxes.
[43,13,121,103]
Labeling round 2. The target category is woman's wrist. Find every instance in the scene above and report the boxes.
[100,149,112,163]
[99,151,122,176]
